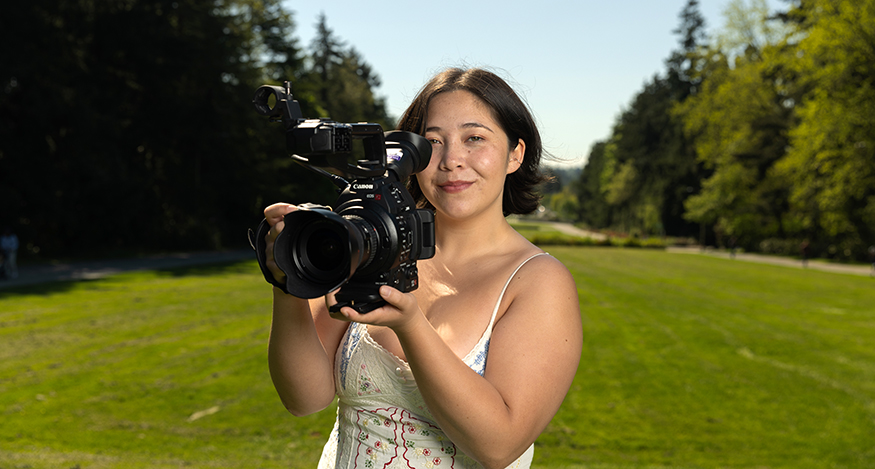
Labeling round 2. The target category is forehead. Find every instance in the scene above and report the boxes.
[425,90,497,126]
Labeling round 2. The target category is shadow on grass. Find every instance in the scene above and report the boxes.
[153,259,257,278]
[0,259,258,299]
[0,278,95,297]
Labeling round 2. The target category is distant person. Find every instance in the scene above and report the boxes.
[869,246,875,277]
[0,228,19,279]
[729,236,737,259]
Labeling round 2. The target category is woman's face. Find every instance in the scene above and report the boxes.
[418,90,524,222]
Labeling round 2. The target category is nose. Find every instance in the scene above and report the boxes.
[437,140,465,171]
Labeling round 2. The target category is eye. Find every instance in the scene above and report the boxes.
[467,135,484,142]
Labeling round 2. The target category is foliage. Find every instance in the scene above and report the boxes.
[674,30,794,247]
[577,141,613,229]
[575,0,705,239]
[775,0,875,258]
[578,0,875,261]
[546,188,581,222]
[2,251,874,468]
[0,1,390,258]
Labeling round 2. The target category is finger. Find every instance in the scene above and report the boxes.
[266,219,284,243]
[265,204,295,242]
[329,305,356,323]
[264,203,296,225]
[324,290,339,310]
[264,243,285,281]
[336,305,376,323]
[379,285,413,311]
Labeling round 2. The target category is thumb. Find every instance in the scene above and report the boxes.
[379,285,413,310]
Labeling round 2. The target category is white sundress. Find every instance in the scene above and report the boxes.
[316,253,549,469]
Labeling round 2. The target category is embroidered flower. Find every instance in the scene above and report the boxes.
[357,364,381,396]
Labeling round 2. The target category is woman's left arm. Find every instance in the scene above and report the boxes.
[338,255,582,468]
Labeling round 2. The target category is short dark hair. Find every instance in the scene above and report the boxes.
[397,68,547,216]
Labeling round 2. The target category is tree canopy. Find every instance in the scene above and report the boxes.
[0,0,390,257]
[574,0,875,261]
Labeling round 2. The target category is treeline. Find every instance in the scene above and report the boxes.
[572,0,875,262]
[0,0,390,257]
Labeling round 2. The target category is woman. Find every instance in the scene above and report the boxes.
[262,68,582,468]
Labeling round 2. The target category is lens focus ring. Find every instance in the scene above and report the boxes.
[344,214,378,270]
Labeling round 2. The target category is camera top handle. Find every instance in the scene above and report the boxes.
[253,82,387,179]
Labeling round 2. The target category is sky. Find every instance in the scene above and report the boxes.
[281,0,786,168]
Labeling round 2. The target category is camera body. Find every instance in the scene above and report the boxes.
[251,82,435,313]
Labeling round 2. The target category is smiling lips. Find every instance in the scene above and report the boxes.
[438,180,473,194]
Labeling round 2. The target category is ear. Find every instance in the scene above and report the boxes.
[507,138,525,174]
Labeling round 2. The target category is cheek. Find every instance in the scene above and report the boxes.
[418,151,441,179]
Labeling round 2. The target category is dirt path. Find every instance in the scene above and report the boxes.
[541,221,608,240]
[666,246,873,277]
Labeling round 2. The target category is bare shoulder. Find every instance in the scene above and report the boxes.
[511,251,577,301]
[494,249,580,333]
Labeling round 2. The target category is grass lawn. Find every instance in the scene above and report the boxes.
[1,247,873,468]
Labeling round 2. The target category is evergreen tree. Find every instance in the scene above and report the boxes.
[574,0,706,237]
[302,14,392,127]
[0,1,392,257]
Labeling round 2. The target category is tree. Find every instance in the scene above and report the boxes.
[0,0,330,256]
[575,0,707,237]
[674,0,796,248]
[300,13,392,128]
[576,141,612,229]
[775,0,875,259]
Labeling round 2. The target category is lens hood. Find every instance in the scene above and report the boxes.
[273,207,368,298]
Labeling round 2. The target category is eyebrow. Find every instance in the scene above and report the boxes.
[425,122,495,134]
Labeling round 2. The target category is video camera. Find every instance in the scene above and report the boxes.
[249,81,435,314]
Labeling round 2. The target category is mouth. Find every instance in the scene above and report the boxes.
[437,180,473,194]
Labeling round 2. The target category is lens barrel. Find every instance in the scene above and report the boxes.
[274,208,374,298]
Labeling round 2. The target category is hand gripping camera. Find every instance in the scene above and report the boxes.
[249,81,436,314]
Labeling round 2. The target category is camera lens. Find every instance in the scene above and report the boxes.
[298,220,348,281]
[273,207,377,299]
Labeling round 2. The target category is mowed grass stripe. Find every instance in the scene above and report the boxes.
[541,247,874,468]
[1,248,873,468]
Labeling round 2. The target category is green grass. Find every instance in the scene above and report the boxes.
[1,248,874,468]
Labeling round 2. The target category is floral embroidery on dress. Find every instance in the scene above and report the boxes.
[357,364,382,396]
[345,406,463,468]
[351,407,400,467]
[399,409,457,468]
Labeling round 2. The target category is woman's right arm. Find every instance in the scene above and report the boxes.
[263,203,349,416]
